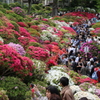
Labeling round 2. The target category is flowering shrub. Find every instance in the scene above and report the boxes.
[12,7,26,17]
[0,88,9,100]
[0,36,4,43]
[45,66,74,90]
[32,59,46,79]
[65,12,96,19]
[0,45,33,76]
[95,89,100,98]
[91,28,100,37]
[19,27,31,37]
[80,42,100,58]
[27,28,40,37]
[8,42,26,56]
[41,30,60,42]
[17,22,28,27]
[62,26,76,35]
[77,77,98,85]
[0,27,20,43]
[30,25,40,31]
[70,85,81,94]
[39,24,50,30]
[18,36,36,48]
[7,23,15,29]
[79,82,96,93]
[0,76,28,100]
[46,59,57,69]
[92,22,100,29]
[74,91,100,100]
[27,46,50,61]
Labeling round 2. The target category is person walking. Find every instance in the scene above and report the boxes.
[60,77,75,100]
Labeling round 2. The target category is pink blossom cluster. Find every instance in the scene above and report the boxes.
[12,7,26,17]
[18,36,36,48]
[80,42,100,58]
[30,25,40,31]
[62,26,76,35]
[19,27,31,37]
[8,42,26,56]
[65,12,96,19]
[7,23,15,29]
[27,46,50,61]
[17,22,27,27]
[0,45,33,76]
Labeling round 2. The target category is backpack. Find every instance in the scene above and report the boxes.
[92,69,100,80]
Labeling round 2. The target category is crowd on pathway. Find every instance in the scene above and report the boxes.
[58,17,100,83]
[30,15,100,100]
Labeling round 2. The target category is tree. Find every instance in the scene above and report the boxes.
[52,0,58,16]
[28,0,41,14]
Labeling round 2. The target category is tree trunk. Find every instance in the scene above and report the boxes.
[28,0,32,14]
[52,0,58,17]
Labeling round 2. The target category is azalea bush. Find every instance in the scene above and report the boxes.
[27,28,40,37]
[90,28,100,37]
[45,66,74,90]
[0,45,33,77]
[0,76,28,100]
[65,12,96,19]
[92,22,100,29]
[79,82,96,93]
[18,36,36,49]
[32,59,46,79]
[74,91,100,100]
[0,88,9,100]
[12,7,26,17]
[67,70,98,85]
[8,42,26,56]
[17,22,28,27]
[0,27,19,44]
[80,42,100,58]
[26,46,50,61]
[41,30,60,42]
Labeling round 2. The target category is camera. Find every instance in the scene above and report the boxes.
[30,83,34,88]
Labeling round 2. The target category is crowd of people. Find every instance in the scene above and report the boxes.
[30,15,100,100]
[58,17,100,83]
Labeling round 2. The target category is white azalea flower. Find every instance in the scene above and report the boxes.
[89,28,95,31]
[45,66,74,90]
[0,36,3,42]
[70,85,82,94]
[74,91,100,100]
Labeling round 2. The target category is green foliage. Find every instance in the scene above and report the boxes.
[0,76,29,100]
[28,42,42,47]
[0,8,6,13]
[95,0,100,12]
[0,88,9,100]
[33,80,47,96]
[32,20,40,25]
[25,91,31,100]
[7,13,24,22]
[0,4,3,8]
[0,11,4,17]
[27,28,40,37]
[10,21,19,32]
[92,22,100,29]
[9,2,21,8]
[2,3,10,10]
[5,14,17,22]
[32,59,46,80]
[24,15,32,22]
[41,20,56,27]
[12,7,26,17]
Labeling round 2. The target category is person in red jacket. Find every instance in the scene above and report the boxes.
[97,67,100,82]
